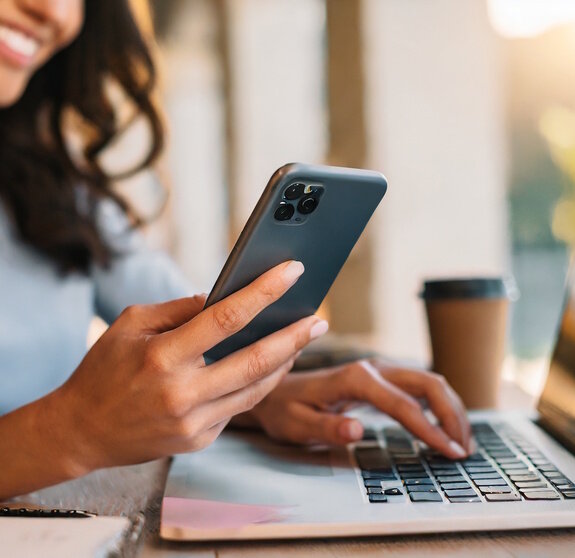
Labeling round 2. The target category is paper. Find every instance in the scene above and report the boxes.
[162,496,287,530]
[0,516,130,558]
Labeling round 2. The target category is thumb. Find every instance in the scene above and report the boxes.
[290,404,364,445]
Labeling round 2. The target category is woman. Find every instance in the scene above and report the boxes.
[0,0,471,500]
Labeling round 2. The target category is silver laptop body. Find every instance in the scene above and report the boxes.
[160,265,575,541]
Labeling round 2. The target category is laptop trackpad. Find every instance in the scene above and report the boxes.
[243,432,335,477]
[165,431,352,507]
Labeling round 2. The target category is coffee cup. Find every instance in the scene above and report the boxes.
[420,277,514,409]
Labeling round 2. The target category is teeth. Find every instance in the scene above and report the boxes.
[0,24,39,58]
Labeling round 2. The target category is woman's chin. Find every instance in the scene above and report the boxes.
[0,80,28,108]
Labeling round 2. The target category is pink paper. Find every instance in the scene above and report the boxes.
[162,497,288,530]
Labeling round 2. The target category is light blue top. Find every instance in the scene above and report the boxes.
[0,200,192,414]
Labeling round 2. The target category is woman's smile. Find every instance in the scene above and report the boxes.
[0,20,41,67]
[0,0,83,106]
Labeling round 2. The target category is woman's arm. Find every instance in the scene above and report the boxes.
[0,261,328,500]
[232,358,473,459]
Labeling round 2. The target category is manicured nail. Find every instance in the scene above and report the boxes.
[449,440,467,459]
[282,260,305,286]
[341,420,363,441]
[310,320,329,340]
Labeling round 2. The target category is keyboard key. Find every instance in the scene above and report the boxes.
[514,481,548,489]
[364,479,383,488]
[543,471,565,479]
[473,478,509,487]
[502,463,531,471]
[355,448,392,471]
[469,472,503,480]
[432,469,461,477]
[502,467,531,475]
[362,428,378,441]
[444,489,478,498]
[426,459,452,467]
[465,467,498,474]
[463,453,487,462]
[440,482,471,490]
[562,491,575,499]
[509,474,540,482]
[556,483,575,491]
[437,475,466,483]
[485,493,521,502]
[400,472,431,479]
[406,485,438,493]
[549,478,572,486]
[397,464,425,472]
[521,490,560,500]
[405,479,434,486]
[367,487,383,494]
[536,464,559,472]
[478,485,513,494]
[429,463,459,471]
[384,488,403,496]
[362,471,397,481]
[489,452,516,460]
[368,494,388,503]
[448,496,481,503]
[409,492,443,502]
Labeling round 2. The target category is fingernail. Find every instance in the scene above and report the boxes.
[310,319,329,340]
[282,260,305,286]
[449,440,467,459]
[468,437,477,454]
[341,420,363,441]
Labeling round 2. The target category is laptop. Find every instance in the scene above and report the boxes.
[160,262,575,541]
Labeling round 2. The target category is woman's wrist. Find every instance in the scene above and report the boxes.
[0,389,93,500]
[33,387,95,480]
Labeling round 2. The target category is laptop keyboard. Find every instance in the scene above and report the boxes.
[355,422,575,504]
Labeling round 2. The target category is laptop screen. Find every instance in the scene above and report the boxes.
[537,259,575,450]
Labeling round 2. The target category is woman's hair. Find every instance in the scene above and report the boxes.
[0,0,164,274]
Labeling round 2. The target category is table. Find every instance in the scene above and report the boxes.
[9,381,575,557]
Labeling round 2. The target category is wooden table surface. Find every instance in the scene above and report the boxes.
[9,381,575,557]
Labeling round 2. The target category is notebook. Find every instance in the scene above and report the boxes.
[160,260,575,541]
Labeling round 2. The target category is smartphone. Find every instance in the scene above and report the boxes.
[203,163,387,363]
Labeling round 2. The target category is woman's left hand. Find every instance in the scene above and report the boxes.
[234,358,472,460]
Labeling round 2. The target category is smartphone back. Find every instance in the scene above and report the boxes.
[204,163,387,363]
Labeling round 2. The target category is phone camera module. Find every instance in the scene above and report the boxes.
[284,183,305,200]
[274,202,295,221]
[297,195,318,215]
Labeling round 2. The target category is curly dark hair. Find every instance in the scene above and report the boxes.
[0,0,164,274]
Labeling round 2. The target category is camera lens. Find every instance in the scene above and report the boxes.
[284,183,305,200]
[274,203,295,221]
[297,195,318,215]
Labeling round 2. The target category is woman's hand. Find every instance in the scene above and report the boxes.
[0,261,328,499]
[238,358,472,460]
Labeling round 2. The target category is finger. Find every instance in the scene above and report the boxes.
[189,358,296,434]
[380,367,471,452]
[178,419,230,454]
[116,294,208,334]
[193,315,329,402]
[165,260,305,359]
[275,403,365,445]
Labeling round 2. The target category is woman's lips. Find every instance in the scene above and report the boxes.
[0,23,40,68]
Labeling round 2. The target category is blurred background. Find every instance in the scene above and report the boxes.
[118,0,575,395]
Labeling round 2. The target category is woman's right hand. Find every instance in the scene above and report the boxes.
[41,260,328,478]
